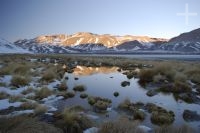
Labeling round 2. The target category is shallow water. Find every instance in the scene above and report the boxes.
[54,66,200,131]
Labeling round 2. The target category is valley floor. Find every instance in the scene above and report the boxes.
[0,54,200,133]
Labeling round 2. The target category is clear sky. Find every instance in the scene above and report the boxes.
[0,0,200,42]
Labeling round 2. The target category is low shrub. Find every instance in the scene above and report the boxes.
[55,108,92,133]
[21,87,34,95]
[35,87,53,99]
[9,94,23,103]
[34,104,48,115]
[58,81,68,91]
[63,91,75,98]
[80,93,88,99]
[20,101,38,110]
[113,91,119,97]
[41,71,55,83]
[73,85,86,92]
[121,81,130,87]
[133,109,145,121]
[0,115,63,133]
[98,118,144,133]
[11,75,30,87]
[0,91,9,100]
[155,124,194,133]
[151,111,174,125]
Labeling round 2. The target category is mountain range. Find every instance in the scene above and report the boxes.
[1,28,200,54]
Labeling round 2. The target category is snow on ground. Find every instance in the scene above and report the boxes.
[0,86,27,95]
[0,99,22,110]
[0,75,12,86]
[42,95,64,104]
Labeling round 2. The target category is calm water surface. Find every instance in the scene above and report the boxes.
[54,66,200,131]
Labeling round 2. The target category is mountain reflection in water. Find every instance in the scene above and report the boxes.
[73,66,119,76]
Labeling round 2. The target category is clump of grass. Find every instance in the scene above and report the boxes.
[98,117,144,133]
[13,64,31,76]
[41,71,55,83]
[151,111,174,126]
[133,109,146,121]
[55,108,92,133]
[0,91,9,100]
[87,96,112,112]
[73,85,86,92]
[11,75,30,87]
[0,82,6,87]
[68,105,85,112]
[121,81,130,87]
[113,91,119,97]
[34,104,48,115]
[80,93,88,99]
[63,91,75,99]
[146,103,175,125]
[21,87,34,95]
[20,101,38,110]
[0,115,63,133]
[9,94,23,103]
[58,81,68,91]
[118,98,131,110]
[0,65,12,75]
[35,87,53,99]
[155,124,194,133]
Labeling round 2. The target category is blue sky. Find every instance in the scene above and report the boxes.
[0,0,200,42]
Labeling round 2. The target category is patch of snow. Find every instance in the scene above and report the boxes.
[42,95,64,103]
[138,125,152,132]
[47,80,61,90]
[0,75,12,86]
[132,46,141,51]
[86,114,99,119]
[95,38,99,43]
[74,38,84,46]
[0,86,27,95]
[83,127,98,133]
[106,107,112,112]
[10,110,34,116]
[189,46,199,52]
[0,99,21,110]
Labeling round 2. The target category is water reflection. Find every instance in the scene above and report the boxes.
[56,66,200,132]
[73,65,119,76]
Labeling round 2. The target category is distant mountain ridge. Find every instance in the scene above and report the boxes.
[1,28,200,54]
[0,38,30,54]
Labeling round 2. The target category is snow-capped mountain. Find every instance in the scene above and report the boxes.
[0,38,30,54]
[4,28,200,54]
[14,33,167,53]
[160,28,200,52]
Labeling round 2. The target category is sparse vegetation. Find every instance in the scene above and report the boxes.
[34,104,48,115]
[63,91,75,98]
[35,87,53,99]
[41,71,55,83]
[73,85,86,92]
[0,115,63,133]
[0,91,9,100]
[121,81,130,87]
[57,81,68,91]
[9,94,23,103]
[155,124,194,133]
[54,108,92,133]
[98,118,144,133]
[11,75,30,87]
[113,91,119,97]
[80,93,88,99]
[20,101,38,110]
[21,87,34,95]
